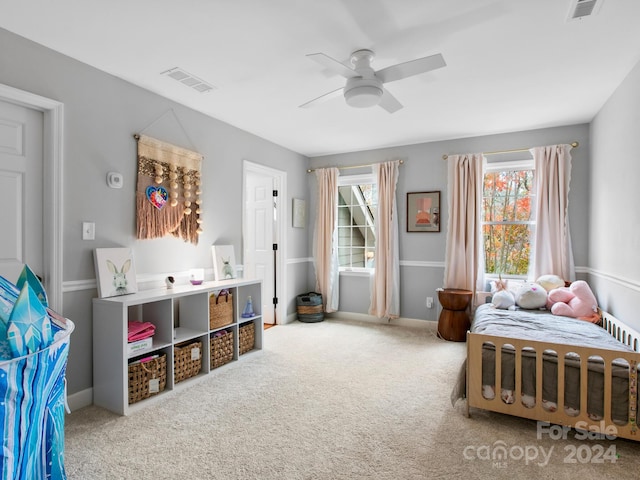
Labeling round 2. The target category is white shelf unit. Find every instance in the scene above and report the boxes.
[92,278,262,415]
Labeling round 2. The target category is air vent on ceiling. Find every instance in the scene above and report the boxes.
[161,67,216,93]
[567,0,604,21]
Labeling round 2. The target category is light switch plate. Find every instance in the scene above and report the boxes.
[82,222,95,240]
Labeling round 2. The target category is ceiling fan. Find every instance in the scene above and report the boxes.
[300,49,446,113]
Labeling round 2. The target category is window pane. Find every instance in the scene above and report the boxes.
[483,168,534,276]
[337,183,376,269]
[483,223,533,275]
[483,170,533,222]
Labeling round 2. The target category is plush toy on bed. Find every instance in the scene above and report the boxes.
[514,282,548,310]
[490,275,516,310]
[547,280,600,323]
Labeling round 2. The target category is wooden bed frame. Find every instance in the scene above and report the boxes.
[465,311,640,441]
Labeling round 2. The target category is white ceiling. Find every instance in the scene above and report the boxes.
[1,0,639,157]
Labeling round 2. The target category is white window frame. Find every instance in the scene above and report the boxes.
[483,158,535,281]
[337,173,377,274]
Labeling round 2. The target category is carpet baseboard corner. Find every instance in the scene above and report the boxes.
[68,388,93,412]
[325,311,437,330]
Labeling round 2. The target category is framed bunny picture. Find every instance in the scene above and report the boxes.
[94,247,139,298]
[211,245,237,281]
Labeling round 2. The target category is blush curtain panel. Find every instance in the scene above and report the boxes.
[313,167,340,313]
[530,144,575,281]
[443,154,486,296]
[369,160,400,319]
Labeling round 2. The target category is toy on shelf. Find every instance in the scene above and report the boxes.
[242,296,255,318]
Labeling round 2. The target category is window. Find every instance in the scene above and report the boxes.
[482,160,535,277]
[337,174,377,270]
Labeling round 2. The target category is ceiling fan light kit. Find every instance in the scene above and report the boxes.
[344,79,383,108]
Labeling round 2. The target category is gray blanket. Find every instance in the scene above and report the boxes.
[455,304,635,421]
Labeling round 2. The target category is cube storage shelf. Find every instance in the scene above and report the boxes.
[93,278,262,415]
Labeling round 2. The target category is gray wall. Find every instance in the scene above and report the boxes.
[0,28,310,396]
[588,59,640,331]
[308,123,591,321]
[4,21,639,398]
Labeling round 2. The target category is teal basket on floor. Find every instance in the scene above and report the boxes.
[296,292,324,323]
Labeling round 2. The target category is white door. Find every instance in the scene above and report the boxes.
[244,169,276,324]
[0,99,44,283]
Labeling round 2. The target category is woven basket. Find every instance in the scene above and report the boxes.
[209,292,233,330]
[174,341,202,383]
[128,353,167,405]
[296,292,324,322]
[210,330,234,369]
[239,322,255,355]
[297,305,323,315]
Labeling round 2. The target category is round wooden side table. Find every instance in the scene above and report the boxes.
[437,288,473,342]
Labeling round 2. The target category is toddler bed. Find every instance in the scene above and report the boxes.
[460,303,640,441]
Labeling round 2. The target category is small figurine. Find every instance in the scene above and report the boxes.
[242,296,254,318]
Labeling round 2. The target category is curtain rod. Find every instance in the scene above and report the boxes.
[307,159,404,173]
[441,141,579,160]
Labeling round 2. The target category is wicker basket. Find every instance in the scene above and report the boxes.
[296,292,324,323]
[174,341,202,383]
[210,330,234,369]
[128,353,167,405]
[239,322,255,355]
[209,292,233,329]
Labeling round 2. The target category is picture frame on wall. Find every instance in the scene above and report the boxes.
[94,247,139,298]
[212,244,237,280]
[406,191,440,233]
[292,198,306,228]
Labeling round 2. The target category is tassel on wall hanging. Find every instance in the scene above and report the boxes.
[135,134,203,245]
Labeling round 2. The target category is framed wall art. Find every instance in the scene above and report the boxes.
[292,198,306,228]
[212,244,237,280]
[406,191,440,233]
[94,247,139,298]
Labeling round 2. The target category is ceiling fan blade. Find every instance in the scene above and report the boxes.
[376,53,446,84]
[306,53,359,79]
[378,88,403,114]
[299,87,344,109]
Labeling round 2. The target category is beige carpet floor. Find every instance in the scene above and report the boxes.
[64,319,640,479]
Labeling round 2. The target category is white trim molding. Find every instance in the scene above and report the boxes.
[324,311,438,330]
[68,388,93,412]
[242,160,288,325]
[0,84,64,313]
[586,268,640,293]
[287,257,312,264]
[400,260,446,268]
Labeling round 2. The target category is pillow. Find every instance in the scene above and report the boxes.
[492,289,515,310]
[515,283,548,310]
[536,274,565,292]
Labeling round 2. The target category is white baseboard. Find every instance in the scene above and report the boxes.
[324,311,437,330]
[286,310,436,329]
[67,388,93,412]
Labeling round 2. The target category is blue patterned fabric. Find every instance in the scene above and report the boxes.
[0,320,73,480]
[0,267,73,479]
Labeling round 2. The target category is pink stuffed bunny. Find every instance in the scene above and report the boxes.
[548,280,599,322]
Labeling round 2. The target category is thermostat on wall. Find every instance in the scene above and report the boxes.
[107,172,123,189]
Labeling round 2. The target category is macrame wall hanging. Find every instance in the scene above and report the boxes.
[135,134,203,245]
